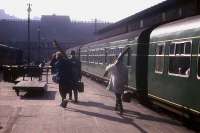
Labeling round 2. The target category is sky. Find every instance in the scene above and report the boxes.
[0,0,166,22]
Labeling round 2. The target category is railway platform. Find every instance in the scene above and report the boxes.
[0,76,196,133]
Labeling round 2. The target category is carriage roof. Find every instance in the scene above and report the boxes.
[150,15,200,42]
[81,28,147,50]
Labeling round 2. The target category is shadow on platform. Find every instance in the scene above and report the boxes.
[93,93,114,98]
[20,90,56,100]
[66,101,182,133]
[77,101,114,110]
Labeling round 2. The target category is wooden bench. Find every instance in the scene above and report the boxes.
[13,80,47,96]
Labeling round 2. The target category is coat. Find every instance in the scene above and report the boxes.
[105,61,128,94]
[70,57,81,82]
[55,58,73,87]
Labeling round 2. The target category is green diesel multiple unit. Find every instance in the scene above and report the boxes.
[66,15,200,118]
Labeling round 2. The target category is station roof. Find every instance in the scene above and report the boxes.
[97,0,190,34]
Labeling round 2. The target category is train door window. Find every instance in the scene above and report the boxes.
[155,43,165,74]
[168,41,191,77]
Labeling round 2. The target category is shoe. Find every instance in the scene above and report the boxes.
[119,109,123,115]
[74,100,78,103]
[114,106,118,111]
[61,99,68,108]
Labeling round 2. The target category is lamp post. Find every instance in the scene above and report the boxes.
[27,3,32,65]
[37,26,41,63]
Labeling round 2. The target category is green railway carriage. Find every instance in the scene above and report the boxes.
[66,45,81,58]
[148,15,200,116]
[67,15,200,119]
[80,38,127,80]
[80,31,138,82]
[79,28,153,95]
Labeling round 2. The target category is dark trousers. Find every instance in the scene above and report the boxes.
[69,88,78,101]
[59,84,71,101]
[115,93,123,112]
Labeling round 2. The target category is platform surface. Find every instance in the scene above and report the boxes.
[0,76,196,133]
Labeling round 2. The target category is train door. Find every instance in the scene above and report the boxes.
[136,29,153,99]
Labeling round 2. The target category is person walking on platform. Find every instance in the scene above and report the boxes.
[55,51,73,108]
[69,50,81,103]
[104,48,128,115]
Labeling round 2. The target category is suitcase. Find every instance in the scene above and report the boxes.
[122,91,132,102]
[75,81,84,92]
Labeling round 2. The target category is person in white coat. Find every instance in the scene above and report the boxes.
[104,51,128,114]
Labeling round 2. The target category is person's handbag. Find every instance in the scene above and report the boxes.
[122,90,132,102]
[75,81,84,92]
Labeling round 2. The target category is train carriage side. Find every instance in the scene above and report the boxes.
[80,41,127,81]
[80,43,107,79]
[66,45,81,59]
[80,29,153,96]
[80,33,136,83]
[148,15,200,117]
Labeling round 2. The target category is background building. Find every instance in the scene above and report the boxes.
[0,14,110,63]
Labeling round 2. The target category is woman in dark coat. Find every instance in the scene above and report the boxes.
[55,52,73,108]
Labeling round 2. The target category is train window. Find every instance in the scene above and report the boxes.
[168,41,191,77]
[89,50,93,63]
[98,49,104,65]
[169,43,175,54]
[175,43,184,55]
[94,50,98,64]
[105,48,108,64]
[155,43,165,74]
[185,42,191,54]
[92,50,95,63]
